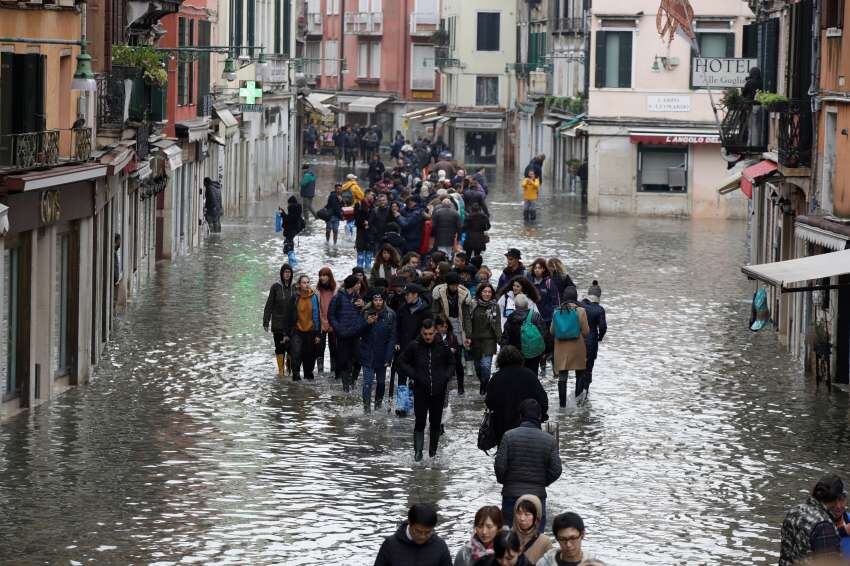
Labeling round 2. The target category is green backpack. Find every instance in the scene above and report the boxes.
[520,310,545,359]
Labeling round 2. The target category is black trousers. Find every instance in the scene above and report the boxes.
[414,390,446,434]
[272,332,289,355]
[523,355,542,377]
[290,330,316,378]
[335,336,360,385]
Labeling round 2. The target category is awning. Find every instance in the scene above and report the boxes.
[305,93,332,116]
[1,163,108,192]
[154,140,183,171]
[559,115,587,138]
[347,96,390,114]
[541,118,561,128]
[402,105,443,120]
[436,116,453,125]
[208,132,226,146]
[420,115,442,125]
[213,108,238,129]
[795,216,850,251]
[630,128,720,145]
[0,203,9,237]
[176,118,211,142]
[740,159,778,199]
[716,159,759,195]
[99,144,135,176]
[742,249,850,291]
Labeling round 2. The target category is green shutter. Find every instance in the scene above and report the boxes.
[742,23,757,58]
[618,32,632,88]
[594,31,606,88]
[726,34,735,57]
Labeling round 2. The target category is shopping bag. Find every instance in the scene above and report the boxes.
[395,384,413,413]
[274,211,283,233]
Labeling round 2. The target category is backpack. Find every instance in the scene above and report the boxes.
[520,310,545,359]
[553,307,581,340]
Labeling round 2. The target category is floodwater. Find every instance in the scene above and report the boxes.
[1,157,848,566]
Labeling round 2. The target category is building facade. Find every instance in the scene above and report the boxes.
[586,0,752,218]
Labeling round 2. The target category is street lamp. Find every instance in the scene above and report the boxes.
[256,51,269,81]
[222,56,237,82]
[71,40,97,91]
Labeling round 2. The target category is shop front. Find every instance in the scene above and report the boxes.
[451,116,505,167]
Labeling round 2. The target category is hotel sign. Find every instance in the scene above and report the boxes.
[692,57,758,88]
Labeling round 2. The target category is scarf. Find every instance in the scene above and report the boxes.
[469,533,493,561]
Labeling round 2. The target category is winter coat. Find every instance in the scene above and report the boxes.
[342,179,365,204]
[398,208,425,253]
[524,159,543,184]
[293,290,321,335]
[494,421,562,499]
[501,308,549,357]
[367,160,386,185]
[462,189,489,217]
[299,171,316,198]
[550,272,575,299]
[431,205,461,248]
[369,206,392,247]
[522,178,540,201]
[497,292,539,331]
[537,548,597,566]
[498,263,526,291]
[580,299,607,359]
[486,364,548,444]
[281,203,304,238]
[396,298,432,355]
[433,159,456,178]
[463,211,491,252]
[263,279,295,333]
[328,290,368,339]
[359,306,396,367]
[355,201,373,252]
[374,521,453,566]
[397,335,454,396]
[325,192,344,220]
[370,262,397,287]
[527,276,559,323]
[381,230,407,254]
[469,300,501,358]
[779,495,843,566]
[317,287,336,332]
[551,304,590,371]
[204,181,222,217]
[431,283,473,342]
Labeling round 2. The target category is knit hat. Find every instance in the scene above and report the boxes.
[445,272,460,285]
[352,266,366,275]
[587,280,602,301]
[404,283,425,295]
[343,275,360,289]
[288,195,298,204]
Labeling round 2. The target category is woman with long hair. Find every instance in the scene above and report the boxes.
[370,243,401,287]
[551,286,590,407]
[316,266,337,377]
[469,282,502,394]
[526,258,560,325]
[546,258,575,300]
[496,276,541,331]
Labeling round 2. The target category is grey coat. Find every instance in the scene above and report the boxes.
[494,421,562,499]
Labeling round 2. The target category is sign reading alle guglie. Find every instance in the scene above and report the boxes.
[692,57,758,88]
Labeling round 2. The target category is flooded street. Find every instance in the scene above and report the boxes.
[1,160,848,566]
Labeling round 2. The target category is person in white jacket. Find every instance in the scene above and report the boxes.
[537,512,599,566]
[496,276,540,331]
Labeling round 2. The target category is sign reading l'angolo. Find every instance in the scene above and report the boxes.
[692,58,757,88]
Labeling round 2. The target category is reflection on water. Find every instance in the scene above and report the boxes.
[0,159,848,565]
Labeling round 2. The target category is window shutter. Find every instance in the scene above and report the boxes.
[275,0,282,53]
[15,54,45,132]
[759,18,779,93]
[357,42,368,77]
[742,23,757,58]
[358,0,369,12]
[594,31,606,88]
[370,42,381,77]
[618,32,631,88]
[725,33,735,57]
[197,20,211,116]
[0,53,13,163]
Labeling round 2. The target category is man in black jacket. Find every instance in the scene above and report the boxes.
[397,319,454,461]
[374,503,452,566]
[485,346,549,444]
[494,398,562,531]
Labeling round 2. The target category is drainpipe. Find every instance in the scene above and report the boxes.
[79,2,90,129]
[808,0,821,214]
[338,0,345,92]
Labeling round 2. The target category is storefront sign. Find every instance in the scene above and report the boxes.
[692,58,757,88]
[647,95,691,112]
[455,119,504,130]
[630,132,720,145]
[240,104,264,113]
[0,182,94,235]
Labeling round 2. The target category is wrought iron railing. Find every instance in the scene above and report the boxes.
[777,99,813,168]
[555,17,586,33]
[344,11,383,34]
[719,100,768,154]
[0,128,92,172]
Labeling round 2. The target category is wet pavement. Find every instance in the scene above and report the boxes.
[1,157,849,565]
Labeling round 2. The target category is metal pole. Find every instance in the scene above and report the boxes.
[0,37,81,45]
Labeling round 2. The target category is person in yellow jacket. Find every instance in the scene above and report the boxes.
[342,174,365,205]
[522,170,540,221]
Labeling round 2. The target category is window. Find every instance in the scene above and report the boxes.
[476,76,499,106]
[305,41,322,77]
[411,44,435,90]
[638,146,688,192]
[358,0,381,12]
[595,31,632,88]
[477,12,500,51]
[696,33,734,58]
[529,30,547,69]
[178,18,195,106]
[465,131,497,164]
[54,233,70,375]
[324,40,339,75]
[326,0,339,15]
[357,41,381,79]
[823,0,845,28]
[307,0,319,13]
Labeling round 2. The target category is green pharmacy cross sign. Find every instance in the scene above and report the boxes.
[239,80,263,104]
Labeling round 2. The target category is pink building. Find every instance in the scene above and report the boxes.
[299,0,442,140]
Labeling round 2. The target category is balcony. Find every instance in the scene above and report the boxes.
[554,17,587,34]
[96,67,166,129]
[344,11,383,35]
[777,99,813,168]
[719,101,768,155]
[0,128,92,173]
[410,12,439,37]
[305,12,323,36]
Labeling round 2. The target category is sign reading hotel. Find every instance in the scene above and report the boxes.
[692,58,758,88]
[647,95,691,112]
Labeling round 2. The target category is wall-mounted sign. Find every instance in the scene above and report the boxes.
[239,80,264,104]
[630,131,720,145]
[692,57,758,88]
[647,95,691,112]
[40,190,61,224]
[240,104,265,113]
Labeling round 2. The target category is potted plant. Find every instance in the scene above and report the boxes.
[755,90,789,111]
[112,45,168,86]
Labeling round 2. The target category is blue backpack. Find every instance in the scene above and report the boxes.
[553,307,580,340]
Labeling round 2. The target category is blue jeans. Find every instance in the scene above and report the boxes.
[475,355,493,385]
[502,496,547,533]
[362,365,387,405]
[357,250,374,269]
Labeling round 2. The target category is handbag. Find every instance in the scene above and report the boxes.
[477,409,499,453]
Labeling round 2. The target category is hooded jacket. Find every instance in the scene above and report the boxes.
[396,297,432,353]
[470,299,501,357]
[431,204,461,248]
[359,305,397,367]
[397,335,454,396]
[299,170,316,198]
[494,420,562,500]
[263,276,295,333]
[431,283,473,342]
[328,290,368,339]
[293,288,321,335]
[501,308,549,358]
[511,495,554,565]
[397,206,425,252]
[374,521,453,566]
[463,210,491,252]
[580,298,607,358]
[342,179,365,204]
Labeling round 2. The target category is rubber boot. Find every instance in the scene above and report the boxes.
[275,354,285,378]
[374,396,383,411]
[558,380,567,408]
[428,428,440,458]
[457,374,464,395]
[414,431,424,462]
[285,354,292,376]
